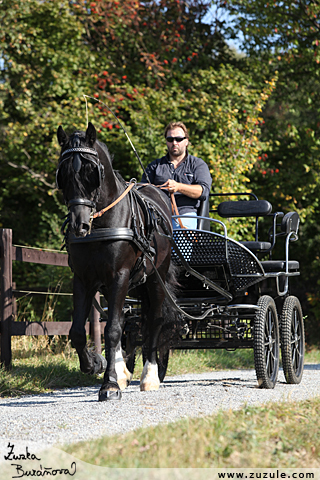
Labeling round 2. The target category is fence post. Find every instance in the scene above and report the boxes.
[0,229,13,368]
[90,292,102,354]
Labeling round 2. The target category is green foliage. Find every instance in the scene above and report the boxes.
[1,0,319,341]
[75,0,232,88]
[223,0,320,337]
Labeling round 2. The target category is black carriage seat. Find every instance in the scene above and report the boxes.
[261,260,299,272]
[197,195,211,231]
[217,199,273,253]
[259,211,300,273]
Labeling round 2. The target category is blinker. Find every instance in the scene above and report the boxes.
[56,146,103,190]
[73,152,82,173]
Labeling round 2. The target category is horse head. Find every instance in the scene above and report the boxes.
[56,122,105,237]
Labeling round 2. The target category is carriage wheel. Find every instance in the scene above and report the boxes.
[254,295,280,389]
[280,296,305,384]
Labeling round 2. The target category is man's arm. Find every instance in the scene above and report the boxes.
[161,179,203,198]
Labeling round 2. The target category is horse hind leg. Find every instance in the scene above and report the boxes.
[140,284,164,392]
[115,342,133,390]
[70,325,106,375]
[70,279,106,375]
[140,360,160,391]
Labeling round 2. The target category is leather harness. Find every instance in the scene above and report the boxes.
[58,146,229,320]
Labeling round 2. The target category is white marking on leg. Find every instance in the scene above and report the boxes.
[140,360,160,391]
[115,346,131,390]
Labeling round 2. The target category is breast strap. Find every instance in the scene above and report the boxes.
[68,227,135,244]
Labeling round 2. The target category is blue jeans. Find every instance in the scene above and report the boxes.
[172,212,197,230]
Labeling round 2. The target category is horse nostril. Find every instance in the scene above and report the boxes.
[76,224,90,237]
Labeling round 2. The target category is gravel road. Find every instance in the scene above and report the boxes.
[0,365,319,454]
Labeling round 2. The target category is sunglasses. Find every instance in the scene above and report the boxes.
[166,136,187,143]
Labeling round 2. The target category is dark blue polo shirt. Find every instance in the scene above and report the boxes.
[142,152,212,215]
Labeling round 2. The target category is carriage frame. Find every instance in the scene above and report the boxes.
[120,192,305,389]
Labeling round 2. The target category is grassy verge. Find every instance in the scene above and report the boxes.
[0,336,101,397]
[62,397,320,468]
[1,336,319,397]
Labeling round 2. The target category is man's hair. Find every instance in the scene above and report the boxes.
[164,121,189,139]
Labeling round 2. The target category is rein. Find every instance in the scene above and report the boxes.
[93,181,136,218]
[57,144,185,227]
[93,179,186,228]
[170,193,186,229]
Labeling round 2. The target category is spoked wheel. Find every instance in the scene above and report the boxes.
[280,296,305,384]
[254,295,280,389]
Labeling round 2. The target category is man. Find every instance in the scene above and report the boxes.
[141,121,212,229]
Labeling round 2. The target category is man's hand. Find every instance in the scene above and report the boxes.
[161,180,203,199]
[162,179,179,193]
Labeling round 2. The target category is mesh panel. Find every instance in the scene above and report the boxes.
[171,230,226,266]
[181,317,254,341]
[228,241,265,291]
[172,230,264,292]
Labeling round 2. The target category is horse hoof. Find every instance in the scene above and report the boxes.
[118,378,128,391]
[140,382,160,392]
[98,389,122,401]
[96,354,107,374]
[140,360,160,391]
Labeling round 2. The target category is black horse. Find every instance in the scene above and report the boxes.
[56,122,178,401]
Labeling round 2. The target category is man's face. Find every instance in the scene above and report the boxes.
[166,127,188,158]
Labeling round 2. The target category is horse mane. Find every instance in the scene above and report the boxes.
[96,138,114,165]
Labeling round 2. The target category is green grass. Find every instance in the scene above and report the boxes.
[0,336,102,397]
[61,397,320,468]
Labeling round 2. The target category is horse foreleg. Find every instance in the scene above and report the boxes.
[99,271,130,401]
[70,276,106,375]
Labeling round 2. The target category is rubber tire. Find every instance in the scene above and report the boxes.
[280,296,305,384]
[254,295,280,389]
[142,346,169,383]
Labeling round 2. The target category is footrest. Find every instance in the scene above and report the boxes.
[261,260,299,272]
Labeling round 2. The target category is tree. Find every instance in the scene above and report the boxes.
[0,0,276,325]
[74,0,232,88]
[223,0,320,342]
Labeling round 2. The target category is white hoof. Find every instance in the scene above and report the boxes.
[117,377,128,391]
[140,361,160,391]
[123,364,133,384]
[115,345,133,391]
[115,360,130,391]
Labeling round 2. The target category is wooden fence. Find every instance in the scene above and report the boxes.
[0,228,104,368]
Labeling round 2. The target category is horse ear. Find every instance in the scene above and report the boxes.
[85,122,97,146]
[57,126,68,147]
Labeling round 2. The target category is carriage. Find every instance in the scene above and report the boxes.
[57,123,304,399]
[119,192,305,390]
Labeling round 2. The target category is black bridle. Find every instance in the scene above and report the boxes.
[56,146,105,210]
